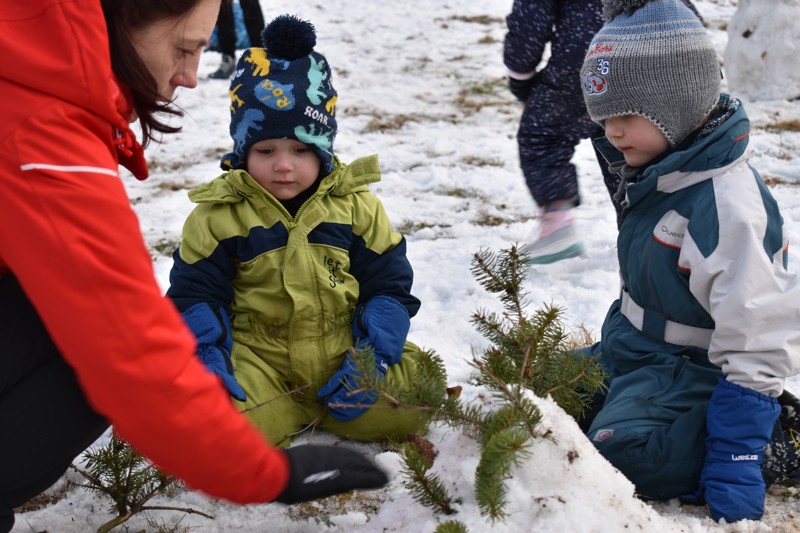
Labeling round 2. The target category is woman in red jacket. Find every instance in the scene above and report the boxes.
[0,1,385,530]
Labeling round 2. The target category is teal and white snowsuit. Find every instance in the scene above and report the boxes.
[584,95,800,499]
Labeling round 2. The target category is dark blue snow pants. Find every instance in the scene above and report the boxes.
[579,302,794,500]
[506,0,701,224]
[0,275,108,533]
[505,0,621,217]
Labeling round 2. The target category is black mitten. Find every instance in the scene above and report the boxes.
[275,444,388,504]
[508,76,535,102]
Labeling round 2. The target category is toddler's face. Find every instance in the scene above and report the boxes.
[246,139,321,200]
[604,115,669,167]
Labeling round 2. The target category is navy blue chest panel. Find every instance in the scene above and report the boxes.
[222,221,352,262]
[619,188,715,329]
[308,222,352,249]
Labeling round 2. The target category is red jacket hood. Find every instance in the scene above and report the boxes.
[0,0,148,179]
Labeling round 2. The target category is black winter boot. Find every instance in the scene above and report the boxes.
[209,54,236,79]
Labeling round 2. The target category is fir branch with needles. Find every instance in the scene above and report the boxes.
[71,433,212,533]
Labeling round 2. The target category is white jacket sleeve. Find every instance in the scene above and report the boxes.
[682,164,800,396]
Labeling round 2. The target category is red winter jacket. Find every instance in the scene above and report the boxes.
[0,0,289,502]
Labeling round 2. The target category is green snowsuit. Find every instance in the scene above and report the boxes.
[168,155,438,446]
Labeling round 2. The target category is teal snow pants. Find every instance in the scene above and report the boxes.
[581,303,722,499]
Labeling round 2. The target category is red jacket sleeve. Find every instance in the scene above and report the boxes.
[0,65,289,506]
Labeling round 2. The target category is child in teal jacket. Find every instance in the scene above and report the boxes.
[577,0,800,523]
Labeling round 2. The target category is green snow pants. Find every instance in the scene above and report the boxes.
[232,341,440,447]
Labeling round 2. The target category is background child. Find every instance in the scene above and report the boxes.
[207,0,265,79]
[168,15,443,447]
[577,0,800,523]
[504,0,701,264]
[504,0,622,263]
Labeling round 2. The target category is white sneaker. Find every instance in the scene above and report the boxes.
[521,206,584,264]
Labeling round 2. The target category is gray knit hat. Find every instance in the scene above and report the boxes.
[581,0,721,146]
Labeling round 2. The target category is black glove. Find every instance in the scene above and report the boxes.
[508,76,535,102]
[275,444,388,504]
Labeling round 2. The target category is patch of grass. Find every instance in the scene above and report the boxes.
[147,159,184,173]
[401,56,433,73]
[475,211,538,227]
[463,77,505,96]
[462,155,504,168]
[767,480,800,502]
[764,176,800,187]
[395,219,452,236]
[158,180,193,192]
[448,15,503,25]
[14,482,73,513]
[435,184,486,200]
[364,114,419,132]
[455,78,511,113]
[474,212,506,227]
[145,515,194,533]
[149,146,228,174]
[285,491,384,526]
[205,146,229,160]
[152,239,180,257]
[768,119,800,132]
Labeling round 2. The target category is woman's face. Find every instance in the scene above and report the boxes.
[130,0,220,101]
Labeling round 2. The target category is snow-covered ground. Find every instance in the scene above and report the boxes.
[12,0,800,531]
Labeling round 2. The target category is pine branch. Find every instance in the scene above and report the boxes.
[400,441,458,515]
[435,520,469,533]
[240,383,314,414]
[326,394,486,435]
[474,427,530,521]
[140,505,215,518]
[470,358,541,439]
[470,248,529,325]
[73,434,212,532]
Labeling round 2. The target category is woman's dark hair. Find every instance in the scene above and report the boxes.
[100,0,227,147]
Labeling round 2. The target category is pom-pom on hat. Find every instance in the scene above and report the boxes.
[221,15,338,173]
[580,0,721,146]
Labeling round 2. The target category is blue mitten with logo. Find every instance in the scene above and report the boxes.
[317,296,410,421]
[692,378,780,522]
[181,302,246,402]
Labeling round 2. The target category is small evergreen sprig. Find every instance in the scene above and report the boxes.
[470,246,606,420]
[394,245,605,525]
[71,433,213,533]
[435,519,470,533]
[400,438,460,516]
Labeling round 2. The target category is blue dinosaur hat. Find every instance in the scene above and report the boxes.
[221,15,338,174]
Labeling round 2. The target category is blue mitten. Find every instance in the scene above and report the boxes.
[316,349,388,421]
[697,379,780,522]
[317,296,410,421]
[181,302,246,402]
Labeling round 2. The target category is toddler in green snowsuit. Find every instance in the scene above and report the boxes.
[167,15,443,447]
